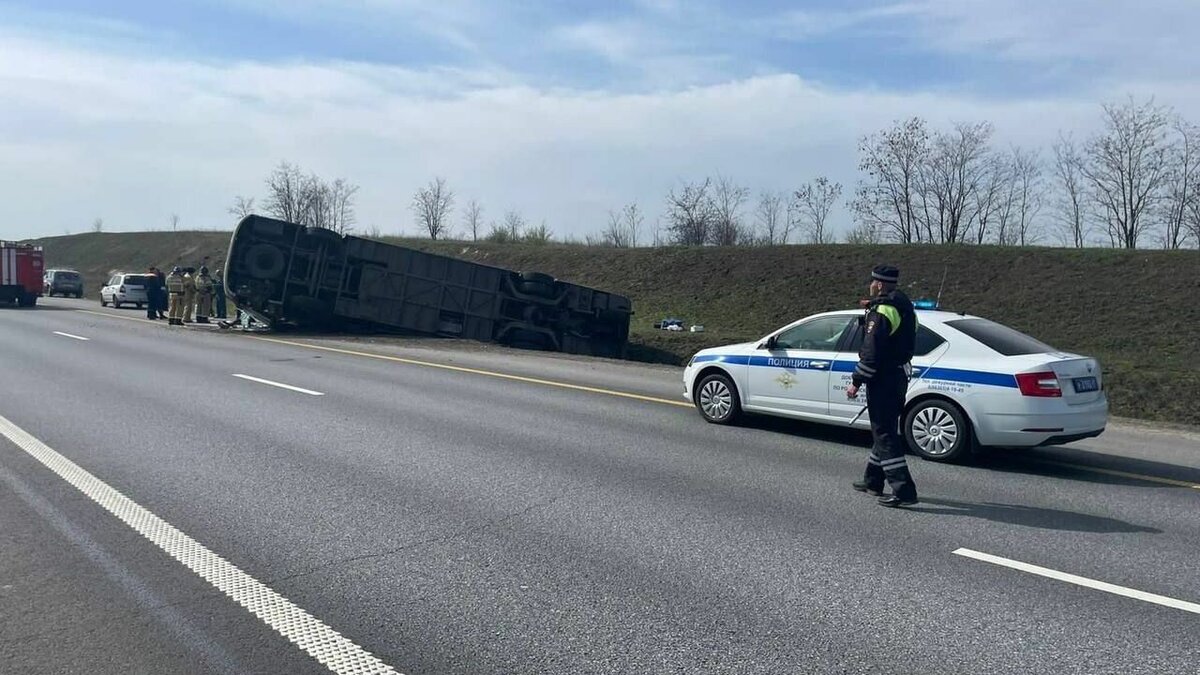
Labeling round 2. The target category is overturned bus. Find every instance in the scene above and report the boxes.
[223,215,632,357]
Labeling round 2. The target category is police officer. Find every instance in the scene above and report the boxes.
[194,266,214,324]
[144,267,162,320]
[846,265,919,507]
[212,269,227,320]
[166,267,185,325]
[182,267,196,323]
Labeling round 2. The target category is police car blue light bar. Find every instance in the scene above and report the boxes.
[913,298,938,310]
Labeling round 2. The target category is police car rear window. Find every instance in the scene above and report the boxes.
[123,275,153,286]
[57,272,80,280]
[945,318,1055,356]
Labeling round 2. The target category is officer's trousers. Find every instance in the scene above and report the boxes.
[862,370,918,500]
[195,293,212,321]
[168,293,184,322]
[183,291,195,322]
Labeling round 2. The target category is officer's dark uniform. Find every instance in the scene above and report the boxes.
[853,265,918,506]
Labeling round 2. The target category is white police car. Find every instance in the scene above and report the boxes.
[682,302,1107,462]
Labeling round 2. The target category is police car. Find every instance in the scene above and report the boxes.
[682,301,1107,462]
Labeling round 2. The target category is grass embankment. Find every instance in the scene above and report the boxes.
[29,231,1200,425]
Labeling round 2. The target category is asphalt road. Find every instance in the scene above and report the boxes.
[2,298,1198,674]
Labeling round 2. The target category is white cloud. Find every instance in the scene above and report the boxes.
[3,30,1200,242]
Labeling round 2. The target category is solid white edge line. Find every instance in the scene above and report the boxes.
[231,374,325,396]
[953,548,1200,615]
[0,413,400,674]
[52,331,90,341]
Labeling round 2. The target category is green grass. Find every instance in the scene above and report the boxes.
[29,231,1200,425]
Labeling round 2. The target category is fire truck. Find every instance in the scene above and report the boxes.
[0,241,44,307]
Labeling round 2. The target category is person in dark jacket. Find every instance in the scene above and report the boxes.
[213,268,227,319]
[144,267,163,320]
[156,267,168,318]
[847,265,919,507]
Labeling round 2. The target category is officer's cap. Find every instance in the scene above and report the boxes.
[199,266,209,274]
[172,266,182,274]
[871,265,900,283]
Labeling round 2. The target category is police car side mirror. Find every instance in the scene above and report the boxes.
[856,315,865,326]
[761,335,777,350]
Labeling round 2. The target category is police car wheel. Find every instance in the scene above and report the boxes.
[904,399,972,462]
[695,373,741,425]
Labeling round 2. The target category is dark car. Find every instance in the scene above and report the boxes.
[43,269,84,298]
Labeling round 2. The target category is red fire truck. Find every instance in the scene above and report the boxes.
[0,242,44,307]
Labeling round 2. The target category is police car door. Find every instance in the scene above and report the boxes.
[747,315,856,417]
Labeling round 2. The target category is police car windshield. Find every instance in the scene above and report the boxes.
[945,318,1055,356]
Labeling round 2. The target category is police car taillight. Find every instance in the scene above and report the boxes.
[1016,371,1062,397]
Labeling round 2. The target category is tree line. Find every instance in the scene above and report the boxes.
[231,97,1200,250]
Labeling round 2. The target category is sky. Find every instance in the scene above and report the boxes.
[3,0,1199,242]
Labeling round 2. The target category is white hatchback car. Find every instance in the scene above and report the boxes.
[100,272,153,309]
[683,306,1107,462]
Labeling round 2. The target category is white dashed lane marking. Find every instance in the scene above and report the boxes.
[0,413,400,674]
[231,373,325,396]
[954,548,1200,615]
[52,331,90,341]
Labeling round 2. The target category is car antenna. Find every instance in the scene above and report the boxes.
[935,266,948,308]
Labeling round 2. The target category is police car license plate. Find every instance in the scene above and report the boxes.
[1072,376,1098,393]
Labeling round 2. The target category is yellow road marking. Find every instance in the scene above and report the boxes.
[245,335,694,409]
[1032,459,1200,490]
[76,309,160,325]
[72,307,1200,489]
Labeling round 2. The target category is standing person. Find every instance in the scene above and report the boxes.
[166,267,185,325]
[182,267,196,324]
[847,265,919,508]
[156,267,168,319]
[144,267,162,320]
[212,269,227,320]
[194,266,214,324]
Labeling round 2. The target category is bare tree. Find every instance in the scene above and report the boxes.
[228,196,256,220]
[622,202,643,247]
[602,210,632,247]
[851,117,929,243]
[971,154,1007,244]
[1187,184,1200,247]
[1009,146,1044,246]
[263,161,308,224]
[1051,134,1089,248]
[708,175,749,246]
[1159,118,1199,249]
[92,217,103,233]
[755,191,786,245]
[462,200,483,242]
[664,178,713,245]
[1080,98,1172,249]
[794,177,843,244]
[919,121,994,244]
[326,178,359,235]
[503,210,525,241]
[411,177,455,240]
